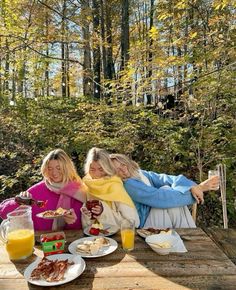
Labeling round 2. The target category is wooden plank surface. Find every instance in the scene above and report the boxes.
[204,228,236,264]
[1,228,236,290]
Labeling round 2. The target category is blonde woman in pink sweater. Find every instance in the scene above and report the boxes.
[0,149,87,231]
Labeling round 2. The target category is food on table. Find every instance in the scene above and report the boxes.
[137,228,172,237]
[151,241,171,249]
[93,237,110,246]
[40,232,65,256]
[40,232,65,243]
[76,237,110,255]
[40,207,70,218]
[88,220,109,235]
[91,220,103,230]
[89,228,100,235]
[6,229,35,260]
[30,257,74,282]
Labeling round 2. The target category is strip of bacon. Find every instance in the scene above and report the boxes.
[30,257,74,282]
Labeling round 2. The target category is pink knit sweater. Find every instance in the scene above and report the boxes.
[0,181,83,230]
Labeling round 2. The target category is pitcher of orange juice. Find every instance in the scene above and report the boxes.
[0,206,35,260]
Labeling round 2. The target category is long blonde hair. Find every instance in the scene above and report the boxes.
[110,154,141,179]
[41,149,81,184]
[84,147,116,177]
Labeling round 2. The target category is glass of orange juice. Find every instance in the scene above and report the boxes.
[120,219,135,251]
[0,206,35,260]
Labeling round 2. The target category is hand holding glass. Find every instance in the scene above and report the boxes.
[120,219,135,251]
[208,169,220,190]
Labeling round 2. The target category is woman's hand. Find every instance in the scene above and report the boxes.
[19,191,32,198]
[81,206,92,218]
[91,204,103,218]
[190,176,220,205]
[64,208,77,224]
[81,203,103,219]
[199,176,219,191]
[190,185,204,204]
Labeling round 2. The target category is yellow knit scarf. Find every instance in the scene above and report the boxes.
[83,175,135,208]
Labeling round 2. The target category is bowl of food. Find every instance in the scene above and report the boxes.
[145,233,177,255]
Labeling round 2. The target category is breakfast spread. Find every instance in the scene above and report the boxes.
[137,228,172,237]
[40,232,65,256]
[151,241,171,249]
[89,220,109,235]
[30,257,74,282]
[76,237,110,255]
[40,207,70,218]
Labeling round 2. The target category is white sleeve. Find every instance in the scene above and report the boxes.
[97,201,140,228]
[116,202,140,228]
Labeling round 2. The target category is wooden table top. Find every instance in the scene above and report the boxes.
[0,228,236,290]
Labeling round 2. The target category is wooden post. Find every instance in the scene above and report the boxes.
[218,164,228,229]
[192,203,197,223]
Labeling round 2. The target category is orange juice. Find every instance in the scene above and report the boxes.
[6,229,35,260]
[121,229,135,251]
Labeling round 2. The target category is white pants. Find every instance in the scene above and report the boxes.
[144,206,196,228]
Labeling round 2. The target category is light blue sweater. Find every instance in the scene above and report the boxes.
[123,170,197,228]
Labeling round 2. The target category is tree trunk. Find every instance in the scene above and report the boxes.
[4,38,10,98]
[66,42,70,98]
[45,7,50,97]
[12,54,16,101]
[0,36,2,102]
[146,0,154,105]
[105,0,115,80]
[81,0,93,98]
[92,0,101,99]
[100,0,107,80]
[61,0,67,98]
[120,0,129,70]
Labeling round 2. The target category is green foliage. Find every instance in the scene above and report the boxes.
[0,98,235,227]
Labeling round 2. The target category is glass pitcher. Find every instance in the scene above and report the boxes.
[0,206,35,260]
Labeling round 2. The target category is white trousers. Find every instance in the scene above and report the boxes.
[144,206,196,228]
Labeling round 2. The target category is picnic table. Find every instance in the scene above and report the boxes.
[0,228,236,290]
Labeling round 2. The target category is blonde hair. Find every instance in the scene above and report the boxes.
[84,147,116,177]
[41,149,81,184]
[110,154,141,179]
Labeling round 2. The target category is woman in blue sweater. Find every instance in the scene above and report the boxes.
[110,154,219,228]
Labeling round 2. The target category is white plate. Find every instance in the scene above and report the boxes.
[137,228,173,238]
[83,224,119,237]
[24,253,86,286]
[68,237,118,258]
[36,211,64,219]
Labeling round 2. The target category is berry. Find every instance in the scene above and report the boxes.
[89,227,100,235]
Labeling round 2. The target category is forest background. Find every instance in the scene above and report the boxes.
[0,0,235,227]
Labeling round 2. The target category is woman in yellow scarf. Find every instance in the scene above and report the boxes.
[81,147,140,228]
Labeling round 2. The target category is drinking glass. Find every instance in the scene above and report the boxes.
[86,200,103,219]
[208,169,220,190]
[120,219,135,251]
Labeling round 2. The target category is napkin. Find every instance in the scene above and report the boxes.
[170,231,187,253]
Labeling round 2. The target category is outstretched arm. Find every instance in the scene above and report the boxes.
[190,175,219,204]
[142,170,197,194]
[124,178,196,208]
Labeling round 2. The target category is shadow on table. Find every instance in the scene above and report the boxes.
[127,230,236,290]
